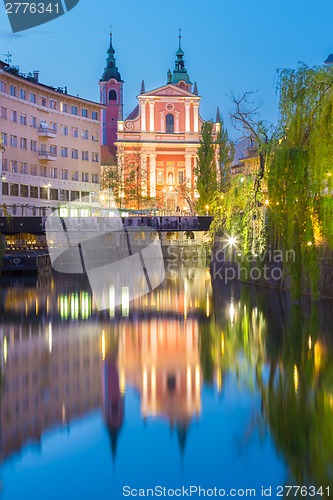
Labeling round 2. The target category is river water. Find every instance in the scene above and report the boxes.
[0,260,332,499]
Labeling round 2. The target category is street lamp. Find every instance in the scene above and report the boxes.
[205,204,209,215]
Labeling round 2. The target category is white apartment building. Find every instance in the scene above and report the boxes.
[0,60,104,216]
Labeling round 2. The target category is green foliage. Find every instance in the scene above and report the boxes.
[268,63,333,298]
[195,122,218,214]
[217,117,235,192]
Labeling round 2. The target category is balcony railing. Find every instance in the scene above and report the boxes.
[38,127,57,138]
[38,150,57,160]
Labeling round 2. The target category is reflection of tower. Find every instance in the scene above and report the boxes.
[102,331,125,460]
[119,319,201,456]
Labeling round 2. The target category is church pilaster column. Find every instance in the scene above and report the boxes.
[160,111,165,133]
[185,153,192,188]
[193,103,199,133]
[174,111,180,133]
[140,101,146,132]
[185,102,191,132]
[141,153,148,197]
[150,153,157,197]
[149,100,155,132]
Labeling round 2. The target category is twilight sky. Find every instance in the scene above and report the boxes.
[0,0,332,137]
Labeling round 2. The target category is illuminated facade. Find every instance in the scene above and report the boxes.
[0,60,103,216]
[101,34,220,211]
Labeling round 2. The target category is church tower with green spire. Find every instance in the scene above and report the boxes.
[171,29,192,92]
[100,32,124,159]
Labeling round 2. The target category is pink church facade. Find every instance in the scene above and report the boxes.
[100,34,219,211]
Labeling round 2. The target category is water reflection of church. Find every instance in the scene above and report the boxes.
[0,271,210,462]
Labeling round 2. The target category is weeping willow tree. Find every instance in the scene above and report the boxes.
[268,63,333,298]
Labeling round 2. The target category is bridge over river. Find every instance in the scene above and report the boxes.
[0,215,214,235]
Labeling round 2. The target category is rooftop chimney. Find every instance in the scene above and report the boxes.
[33,70,39,83]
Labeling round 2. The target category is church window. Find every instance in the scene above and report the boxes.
[166,113,174,133]
[109,89,117,102]
[157,171,164,184]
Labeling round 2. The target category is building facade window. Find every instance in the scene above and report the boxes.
[50,188,59,200]
[21,162,28,174]
[31,164,37,176]
[71,170,79,181]
[71,190,80,201]
[20,185,29,197]
[50,99,57,109]
[30,140,37,151]
[10,135,17,147]
[11,110,17,122]
[92,131,98,142]
[1,106,7,119]
[61,147,68,157]
[61,124,68,135]
[2,182,9,195]
[50,167,57,178]
[92,152,99,162]
[20,89,27,100]
[82,172,89,182]
[31,116,37,128]
[82,108,88,118]
[166,113,174,133]
[20,137,27,149]
[30,186,38,198]
[82,129,89,140]
[10,183,19,196]
[39,165,47,177]
[0,81,6,93]
[60,102,68,112]
[157,171,164,184]
[71,105,78,115]
[10,85,16,97]
[40,187,48,199]
[92,173,99,183]
[2,158,8,171]
[92,111,98,120]
[30,93,37,103]
[71,149,79,159]
[72,127,78,138]
[82,150,89,161]
[60,189,69,201]
[20,113,27,125]
[41,97,47,107]
[8,161,15,173]
[61,169,68,180]
[1,132,8,145]
[109,89,117,101]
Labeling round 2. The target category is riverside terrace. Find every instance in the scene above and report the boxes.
[0,216,214,235]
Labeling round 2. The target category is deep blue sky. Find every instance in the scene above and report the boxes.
[0,0,332,137]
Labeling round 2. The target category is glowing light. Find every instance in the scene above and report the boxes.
[62,403,66,423]
[109,285,115,318]
[119,368,126,395]
[121,287,129,317]
[229,303,235,323]
[265,199,269,206]
[216,369,222,393]
[101,330,106,361]
[293,364,299,393]
[240,177,245,183]
[48,323,52,353]
[307,241,313,246]
[221,333,225,356]
[228,236,237,246]
[3,336,7,364]
[308,336,312,350]
[206,293,210,317]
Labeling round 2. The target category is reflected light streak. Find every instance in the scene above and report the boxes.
[293,364,299,394]
[3,336,7,364]
[101,330,106,361]
[109,286,115,318]
[48,323,52,353]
